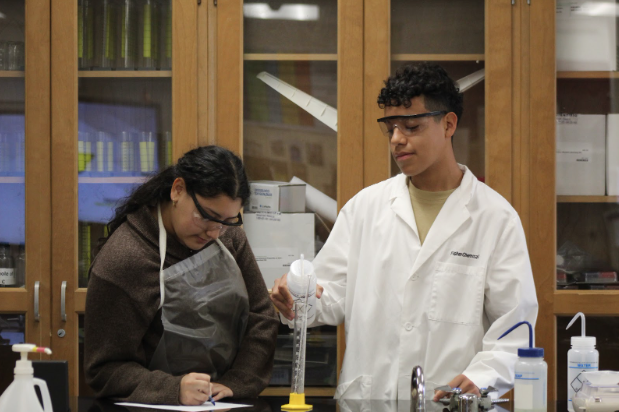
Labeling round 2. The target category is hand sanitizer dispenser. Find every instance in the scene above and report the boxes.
[0,344,54,412]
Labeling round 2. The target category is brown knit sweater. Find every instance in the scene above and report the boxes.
[84,205,278,404]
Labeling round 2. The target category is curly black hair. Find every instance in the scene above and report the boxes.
[377,63,463,124]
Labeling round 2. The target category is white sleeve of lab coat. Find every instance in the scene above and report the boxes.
[462,215,539,395]
[279,203,352,329]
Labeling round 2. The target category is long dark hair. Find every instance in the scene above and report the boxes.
[99,145,249,249]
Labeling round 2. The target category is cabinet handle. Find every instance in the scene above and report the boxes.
[61,281,67,322]
[34,281,40,322]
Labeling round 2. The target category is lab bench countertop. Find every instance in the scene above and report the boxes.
[71,396,569,412]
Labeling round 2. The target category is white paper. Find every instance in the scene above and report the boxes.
[290,176,337,222]
[115,401,250,411]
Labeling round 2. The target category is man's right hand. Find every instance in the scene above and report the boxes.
[179,373,213,406]
[271,273,323,321]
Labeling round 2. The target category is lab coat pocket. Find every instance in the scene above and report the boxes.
[335,375,372,400]
[428,262,486,325]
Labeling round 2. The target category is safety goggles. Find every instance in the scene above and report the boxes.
[189,191,243,233]
[377,111,447,138]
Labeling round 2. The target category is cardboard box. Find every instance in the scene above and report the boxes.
[556,114,606,196]
[247,181,306,213]
[607,115,619,195]
[243,212,314,287]
[556,1,617,71]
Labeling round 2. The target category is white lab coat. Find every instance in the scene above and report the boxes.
[301,165,538,400]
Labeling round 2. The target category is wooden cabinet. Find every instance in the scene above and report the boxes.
[528,0,619,407]
[0,0,200,396]
[0,0,583,403]
[214,0,516,397]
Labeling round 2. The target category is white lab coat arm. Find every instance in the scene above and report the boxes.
[310,203,353,327]
[279,203,352,329]
[462,215,539,395]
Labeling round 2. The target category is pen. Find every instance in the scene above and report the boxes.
[208,395,216,406]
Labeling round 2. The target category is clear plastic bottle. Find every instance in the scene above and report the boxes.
[566,312,599,412]
[0,244,16,288]
[499,321,547,412]
[287,255,317,323]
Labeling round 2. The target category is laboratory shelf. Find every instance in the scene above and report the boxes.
[557,71,619,79]
[77,176,149,184]
[554,290,619,315]
[0,71,25,78]
[244,53,338,61]
[557,195,619,203]
[391,53,485,61]
[77,71,172,78]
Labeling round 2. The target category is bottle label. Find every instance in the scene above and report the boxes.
[568,360,598,411]
[0,268,16,286]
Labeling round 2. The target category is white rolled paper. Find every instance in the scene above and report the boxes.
[290,176,338,223]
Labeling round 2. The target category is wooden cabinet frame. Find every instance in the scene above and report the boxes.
[50,0,198,395]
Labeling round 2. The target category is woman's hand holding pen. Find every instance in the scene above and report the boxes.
[271,273,324,320]
[179,373,213,406]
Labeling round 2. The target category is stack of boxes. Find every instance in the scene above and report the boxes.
[555,1,619,196]
[556,114,619,196]
[243,181,315,288]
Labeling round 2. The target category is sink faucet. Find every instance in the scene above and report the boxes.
[411,365,425,412]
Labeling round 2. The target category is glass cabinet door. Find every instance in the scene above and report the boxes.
[0,0,51,393]
[389,0,485,179]
[554,0,619,406]
[242,0,339,396]
[51,0,197,396]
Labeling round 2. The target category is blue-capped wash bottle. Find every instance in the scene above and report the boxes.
[499,321,547,412]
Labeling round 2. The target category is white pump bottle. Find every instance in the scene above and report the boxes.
[0,344,54,412]
[566,312,599,412]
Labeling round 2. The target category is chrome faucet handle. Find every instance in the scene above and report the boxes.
[411,366,426,412]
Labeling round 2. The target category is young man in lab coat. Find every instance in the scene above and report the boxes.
[271,63,538,400]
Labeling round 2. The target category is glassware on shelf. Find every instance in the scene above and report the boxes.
[137,0,160,70]
[159,0,171,70]
[116,0,138,70]
[15,247,25,288]
[0,244,16,288]
[94,131,114,175]
[0,133,11,174]
[78,132,93,174]
[160,131,172,167]
[78,223,91,288]
[7,41,24,71]
[120,131,137,175]
[94,0,117,70]
[0,41,8,70]
[80,0,96,69]
[139,131,156,173]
